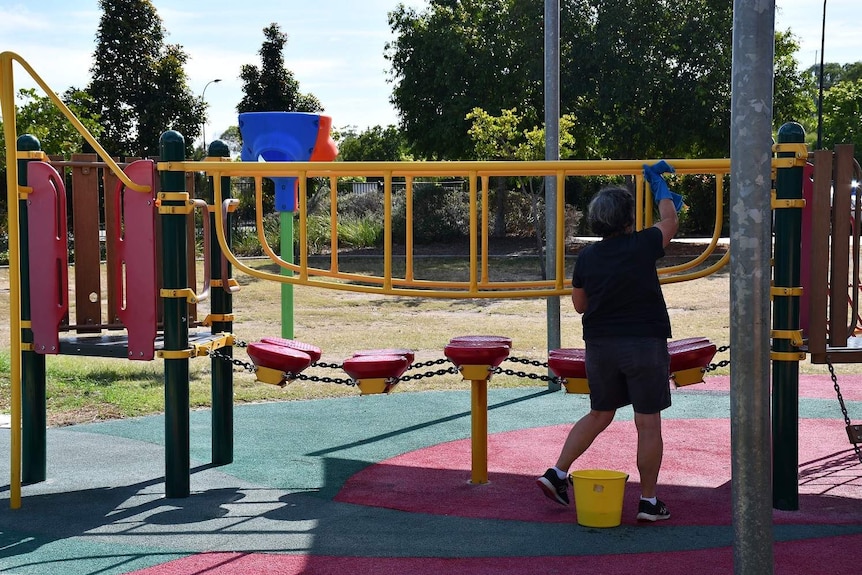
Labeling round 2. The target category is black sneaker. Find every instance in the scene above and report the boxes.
[536,468,570,505]
[636,498,671,522]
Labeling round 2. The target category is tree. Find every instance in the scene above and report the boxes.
[334,125,408,161]
[386,0,546,160]
[821,79,862,156]
[237,23,323,114]
[467,107,591,270]
[87,0,204,158]
[216,126,243,157]
[773,31,816,131]
[387,0,813,161]
[0,88,103,172]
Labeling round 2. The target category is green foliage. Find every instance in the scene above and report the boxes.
[388,0,815,161]
[334,125,408,161]
[0,88,103,172]
[237,23,322,114]
[392,183,470,243]
[303,213,384,252]
[774,31,817,132]
[87,0,204,158]
[229,213,281,257]
[822,79,862,158]
[216,126,243,157]
[387,0,544,159]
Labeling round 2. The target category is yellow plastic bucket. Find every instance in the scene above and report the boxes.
[570,469,629,528]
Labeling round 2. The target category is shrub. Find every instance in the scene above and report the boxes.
[392,182,469,244]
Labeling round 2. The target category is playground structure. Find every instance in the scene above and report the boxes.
[2,50,861,523]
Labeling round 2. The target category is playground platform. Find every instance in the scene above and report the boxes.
[2,375,862,575]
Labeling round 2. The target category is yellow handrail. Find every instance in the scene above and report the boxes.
[197,158,731,298]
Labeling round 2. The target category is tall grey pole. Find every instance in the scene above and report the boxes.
[544,0,561,389]
[729,1,775,573]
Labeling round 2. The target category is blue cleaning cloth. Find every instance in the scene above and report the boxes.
[643,161,684,212]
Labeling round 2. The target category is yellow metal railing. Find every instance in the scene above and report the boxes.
[162,158,733,298]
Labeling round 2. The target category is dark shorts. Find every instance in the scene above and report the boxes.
[585,337,671,414]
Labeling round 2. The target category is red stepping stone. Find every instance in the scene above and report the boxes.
[443,340,511,369]
[260,337,322,363]
[247,342,313,373]
[449,335,512,348]
[353,348,415,365]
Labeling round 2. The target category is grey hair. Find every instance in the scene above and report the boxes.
[587,186,635,238]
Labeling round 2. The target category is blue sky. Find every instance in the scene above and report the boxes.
[1,0,859,145]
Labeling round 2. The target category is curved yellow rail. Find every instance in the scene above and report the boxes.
[192,158,732,298]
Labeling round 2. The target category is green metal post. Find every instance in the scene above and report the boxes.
[772,122,806,510]
[160,131,191,498]
[207,140,234,465]
[281,211,294,339]
[18,134,46,484]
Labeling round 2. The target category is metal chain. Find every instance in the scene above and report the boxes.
[505,356,550,369]
[400,366,460,382]
[209,347,256,373]
[293,371,357,387]
[493,356,558,384]
[705,344,731,372]
[407,357,451,371]
[827,361,862,464]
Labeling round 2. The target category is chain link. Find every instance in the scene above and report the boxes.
[209,347,256,373]
[400,366,460,382]
[705,344,731,372]
[827,361,862,464]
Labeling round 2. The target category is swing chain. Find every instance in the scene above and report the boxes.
[399,366,460,382]
[826,360,862,464]
[408,357,451,370]
[495,358,563,385]
[293,371,357,387]
[208,347,257,373]
[705,345,731,372]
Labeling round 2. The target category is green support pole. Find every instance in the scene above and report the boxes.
[772,122,806,510]
[18,134,47,484]
[160,131,191,498]
[281,211,294,339]
[207,140,234,465]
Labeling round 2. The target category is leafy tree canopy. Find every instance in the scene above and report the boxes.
[387,0,816,161]
[87,0,204,158]
[334,125,408,161]
[0,88,103,172]
[821,78,862,154]
[237,23,323,114]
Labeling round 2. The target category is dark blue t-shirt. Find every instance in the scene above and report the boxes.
[572,227,672,340]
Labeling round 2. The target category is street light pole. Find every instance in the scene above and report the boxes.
[201,78,222,154]
[817,0,827,149]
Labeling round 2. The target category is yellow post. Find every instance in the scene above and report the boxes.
[470,378,489,484]
[460,364,493,484]
[1,51,22,509]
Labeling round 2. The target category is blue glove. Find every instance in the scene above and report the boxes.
[643,161,684,212]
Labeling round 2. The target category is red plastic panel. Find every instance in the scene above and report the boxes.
[248,342,313,373]
[443,341,510,367]
[260,337,323,363]
[26,162,69,354]
[113,160,157,360]
[353,348,415,365]
[669,340,717,372]
[668,337,710,352]
[342,354,411,380]
[449,335,512,348]
[547,350,586,379]
[549,347,585,358]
